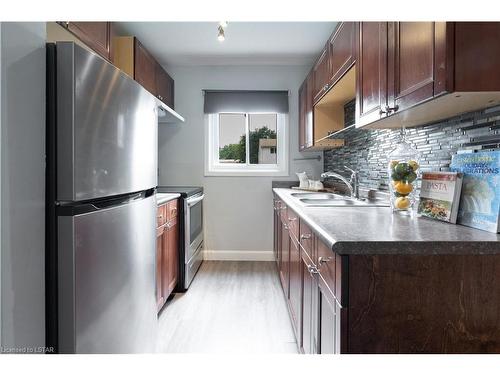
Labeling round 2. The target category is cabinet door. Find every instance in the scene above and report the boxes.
[328,22,356,87]
[305,73,314,148]
[289,237,302,344]
[356,22,388,127]
[273,200,281,266]
[318,276,340,354]
[312,47,330,103]
[298,80,307,151]
[156,226,165,311]
[301,253,319,354]
[279,220,290,298]
[165,218,179,296]
[387,22,440,113]
[134,39,157,96]
[156,62,175,108]
[64,22,112,61]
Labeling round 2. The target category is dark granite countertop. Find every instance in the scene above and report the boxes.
[273,188,500,255]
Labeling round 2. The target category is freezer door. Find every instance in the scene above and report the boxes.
[56,42,158,202]
[58,194,157,353]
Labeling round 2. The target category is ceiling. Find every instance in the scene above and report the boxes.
[115,22,336,67]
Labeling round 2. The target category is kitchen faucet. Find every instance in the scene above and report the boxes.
[321,166,359,199]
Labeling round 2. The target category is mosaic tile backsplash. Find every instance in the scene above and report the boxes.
[323,105,500,193]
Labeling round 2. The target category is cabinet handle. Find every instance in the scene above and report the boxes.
[307,265,319,274]
[171,208,177,215]
[386,105,399,113]
[318,256,333,265]
[380,105,399,115]
[288,217,297,222]
[283,223,289,230]
[300,234,311,240]
[157,214,163,219]
[323,84,329,91]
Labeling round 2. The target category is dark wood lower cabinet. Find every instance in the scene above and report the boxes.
[288,237,302,344]
[156,226,165,311]
[301,253,318,354]
[279,219,290,299]
[156,200,179,312]
[318,276,340,354]
[272,194,500,354]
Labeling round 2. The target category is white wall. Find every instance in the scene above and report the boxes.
[158,65,322,260]
[1,22,46,350]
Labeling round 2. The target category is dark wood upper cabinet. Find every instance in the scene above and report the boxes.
[59,22,114,62]
[312,47,330,103]
[356,22,389,127]
[156,62,175,109]
[134,40,157,97]
[328,22,356,87]
[454,22,500,91]
[387,22,449,114]
[114,36,175,109]
[298,80,307,151]
[298,72,315,151]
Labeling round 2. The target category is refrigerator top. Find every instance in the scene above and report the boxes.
[157,186,203,198]
[52,42,158,202]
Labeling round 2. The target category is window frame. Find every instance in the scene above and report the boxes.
[205,112,289,177]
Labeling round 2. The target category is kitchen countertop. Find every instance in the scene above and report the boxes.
[156,193,181,206]
[273,188,500,255]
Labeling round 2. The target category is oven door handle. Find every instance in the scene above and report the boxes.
[187,194,204,207]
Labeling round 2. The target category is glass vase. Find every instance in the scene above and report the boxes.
[387,130,420,213]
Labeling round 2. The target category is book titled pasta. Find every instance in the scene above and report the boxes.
[417,172,463,223]
[450,150,500,233]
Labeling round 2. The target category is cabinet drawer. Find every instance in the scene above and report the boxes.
[167,199,178,221]
[317,239,336,297]
[299,219,314,260]
[286,209,299,241]
[157,204,166,228]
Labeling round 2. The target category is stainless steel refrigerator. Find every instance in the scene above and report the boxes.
[46,42,158,353]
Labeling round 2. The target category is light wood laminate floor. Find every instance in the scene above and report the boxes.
[156,261,298,353]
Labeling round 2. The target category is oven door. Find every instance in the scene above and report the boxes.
[185,193,204,263]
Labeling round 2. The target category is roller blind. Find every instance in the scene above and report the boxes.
[203,90,289,114]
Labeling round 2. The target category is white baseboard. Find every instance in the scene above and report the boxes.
[203,250,274,261]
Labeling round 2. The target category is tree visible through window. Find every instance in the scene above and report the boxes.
[218,113,277,165]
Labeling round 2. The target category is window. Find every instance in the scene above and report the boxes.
[205,112,288,176]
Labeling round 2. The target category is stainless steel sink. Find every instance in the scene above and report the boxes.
[290,192,345,200]
[299,198,389,207]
